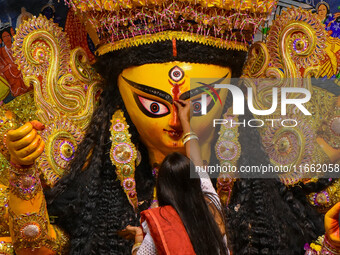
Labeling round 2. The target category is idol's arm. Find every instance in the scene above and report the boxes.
[6,121,68,255]
[322,202,340,254]
[305,203,340,255]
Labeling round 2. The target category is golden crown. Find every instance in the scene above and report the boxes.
[65,0,278,55]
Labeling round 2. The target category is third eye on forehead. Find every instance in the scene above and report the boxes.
[168,66,185,83]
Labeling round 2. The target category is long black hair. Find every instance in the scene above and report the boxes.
[45,40,330,255]
[157,152,228,255]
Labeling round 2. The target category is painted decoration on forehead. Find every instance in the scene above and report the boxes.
[168,66,185,101]
[0,0,339,255]
[168,66,185,83]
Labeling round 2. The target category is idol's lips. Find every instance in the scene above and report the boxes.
[163,129,183,139]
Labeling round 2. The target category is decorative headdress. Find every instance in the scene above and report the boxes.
[65,0,277,55]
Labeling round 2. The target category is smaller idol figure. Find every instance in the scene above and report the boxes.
[316,1,340,38]
[0,27,31,98]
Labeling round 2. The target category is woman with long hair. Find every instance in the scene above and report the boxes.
[122,99,228,255]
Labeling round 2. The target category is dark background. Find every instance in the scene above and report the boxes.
[0,0,69,30]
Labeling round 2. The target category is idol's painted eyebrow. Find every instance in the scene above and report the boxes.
[179,73,230,100]
[122,76,173,104]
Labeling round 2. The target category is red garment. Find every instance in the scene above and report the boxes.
[140,205,196,255]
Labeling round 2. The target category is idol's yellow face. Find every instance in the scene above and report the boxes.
[118,62,231,163]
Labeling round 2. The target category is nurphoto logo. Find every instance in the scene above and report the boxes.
[200,84,311,116]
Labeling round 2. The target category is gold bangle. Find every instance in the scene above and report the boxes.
[182,131,197,141]
[322,236,340,255]
[132,242,142,253]
[9,161,35,175]
[9,163,40,200]
[183,135,199,145]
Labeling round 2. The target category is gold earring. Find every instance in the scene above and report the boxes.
[215,107,241,206]
[109,110,138,211]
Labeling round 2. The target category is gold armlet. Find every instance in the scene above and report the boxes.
[9,201,68,254]
[321,236,340,255]
[8,164,41,200]
[307,179,340,213]
[9,199,47,250]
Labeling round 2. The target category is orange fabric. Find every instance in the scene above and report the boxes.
[140,206,196,255]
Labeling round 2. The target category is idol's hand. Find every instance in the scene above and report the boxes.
[325,202,340,248]
[174,100,190,131]
[6,120,45,166]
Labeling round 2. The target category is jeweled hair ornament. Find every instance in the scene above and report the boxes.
[65,0,278,55]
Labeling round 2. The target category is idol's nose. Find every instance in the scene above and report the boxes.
[168,104,182,131]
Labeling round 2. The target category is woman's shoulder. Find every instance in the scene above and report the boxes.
[140,205,174,218]
[140,205,181,226]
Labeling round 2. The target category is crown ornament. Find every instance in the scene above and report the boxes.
[65,0,278,55]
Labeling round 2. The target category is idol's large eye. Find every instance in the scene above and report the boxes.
[192,100,202,113]
[191,94,214,116]
[136,95,170,117]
